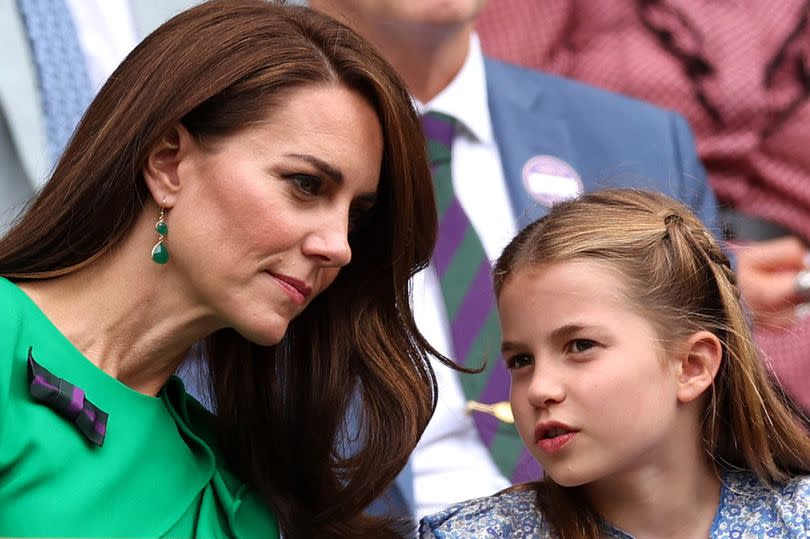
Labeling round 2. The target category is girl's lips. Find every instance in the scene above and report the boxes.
[536,432,577,454]
[534,421,577,443]
[534,421,579,454]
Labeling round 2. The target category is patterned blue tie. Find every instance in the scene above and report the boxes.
[17,0,93,164]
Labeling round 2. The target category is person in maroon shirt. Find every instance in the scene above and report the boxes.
[477,0,810,413]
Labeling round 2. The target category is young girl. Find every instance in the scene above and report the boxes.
[420,189,810,538]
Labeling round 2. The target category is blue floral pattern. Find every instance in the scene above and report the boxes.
[419,471,810,538]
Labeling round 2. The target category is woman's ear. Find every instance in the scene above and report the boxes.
[674,331,723,404]
[142,123,196,208]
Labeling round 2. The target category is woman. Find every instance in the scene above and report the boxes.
[0,1,440,537]
[421,189,810,538]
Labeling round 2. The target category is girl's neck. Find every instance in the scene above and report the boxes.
[585,443,722,539]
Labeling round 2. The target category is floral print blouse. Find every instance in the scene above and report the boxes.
[419,471,810,538]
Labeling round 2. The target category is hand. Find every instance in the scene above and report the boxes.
[734,236,810,330]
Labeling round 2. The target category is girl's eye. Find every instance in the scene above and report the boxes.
[291,175,322,196]
[566,339,597,354]
[505,353,533,370]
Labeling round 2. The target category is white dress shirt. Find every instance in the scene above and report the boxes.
[411,34,516,518]
[64,0,138,91]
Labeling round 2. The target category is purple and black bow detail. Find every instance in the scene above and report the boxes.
[27,347,108,446]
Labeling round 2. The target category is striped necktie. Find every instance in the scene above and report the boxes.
[17,0,93,164]
[423,111,537,482]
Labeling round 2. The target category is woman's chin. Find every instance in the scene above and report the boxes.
[235,320,289,347]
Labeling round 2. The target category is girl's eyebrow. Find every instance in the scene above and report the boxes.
[501,341,522,355]
[549,324,589,342]
[501,323,597,354]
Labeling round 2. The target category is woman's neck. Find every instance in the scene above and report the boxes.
[584,434,722,539]
[17,216,220,396]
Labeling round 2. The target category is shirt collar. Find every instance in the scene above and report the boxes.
[417,33,494,144]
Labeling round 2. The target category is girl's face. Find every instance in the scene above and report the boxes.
[499,260,686,488]
[165,83,382,346]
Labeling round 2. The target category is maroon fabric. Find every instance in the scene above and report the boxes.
[477,0,810,413]
[756,324,810,413]
[478,0,810,240]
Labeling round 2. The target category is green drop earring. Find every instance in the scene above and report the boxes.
[151,202,169,265]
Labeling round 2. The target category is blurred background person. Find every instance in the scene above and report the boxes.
[0,0,195,233]
[477,0,810,413]
[310,0,724,520]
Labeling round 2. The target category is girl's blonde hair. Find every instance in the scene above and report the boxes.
[493,188,810,538]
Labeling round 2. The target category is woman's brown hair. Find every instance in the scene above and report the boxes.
[0,1,441,536]
[493,188,810,538]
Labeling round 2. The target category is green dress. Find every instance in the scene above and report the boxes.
[0,277,280,538]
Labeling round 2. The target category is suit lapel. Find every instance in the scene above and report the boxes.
[0,0,49,189]
[485,58,580,230]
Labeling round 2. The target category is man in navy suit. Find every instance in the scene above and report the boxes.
[309,0,721,520]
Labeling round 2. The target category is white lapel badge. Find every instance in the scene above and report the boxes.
[521,155,583,207]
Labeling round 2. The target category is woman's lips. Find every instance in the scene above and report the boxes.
[270,273,312,305]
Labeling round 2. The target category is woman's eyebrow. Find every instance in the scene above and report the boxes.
[284,153,344,184]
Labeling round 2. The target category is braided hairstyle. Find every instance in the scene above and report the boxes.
[493,188,810,539]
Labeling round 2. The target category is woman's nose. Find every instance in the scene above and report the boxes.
[302,217,352,268]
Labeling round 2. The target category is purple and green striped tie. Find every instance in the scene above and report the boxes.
[422,111,539,482]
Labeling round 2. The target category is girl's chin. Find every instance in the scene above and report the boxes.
[540,467,592,488]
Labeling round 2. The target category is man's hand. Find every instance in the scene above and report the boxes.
[734,236,810,330]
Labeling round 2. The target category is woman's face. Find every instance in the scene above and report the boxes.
[168,83,383,345]
[499,260,684,488]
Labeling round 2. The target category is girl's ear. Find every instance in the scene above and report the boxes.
[142,123,197,208]
[674,331,723,404]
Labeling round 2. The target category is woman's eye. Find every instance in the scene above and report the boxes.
[348,208,362,233]
[505,353,532,370]
[291,175,322,196]
[348,205,373,233]
[567,339,597,354]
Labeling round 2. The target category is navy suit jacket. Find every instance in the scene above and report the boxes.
[486,57,717,232]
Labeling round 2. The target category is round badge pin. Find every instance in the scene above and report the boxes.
[521,155,583,207]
